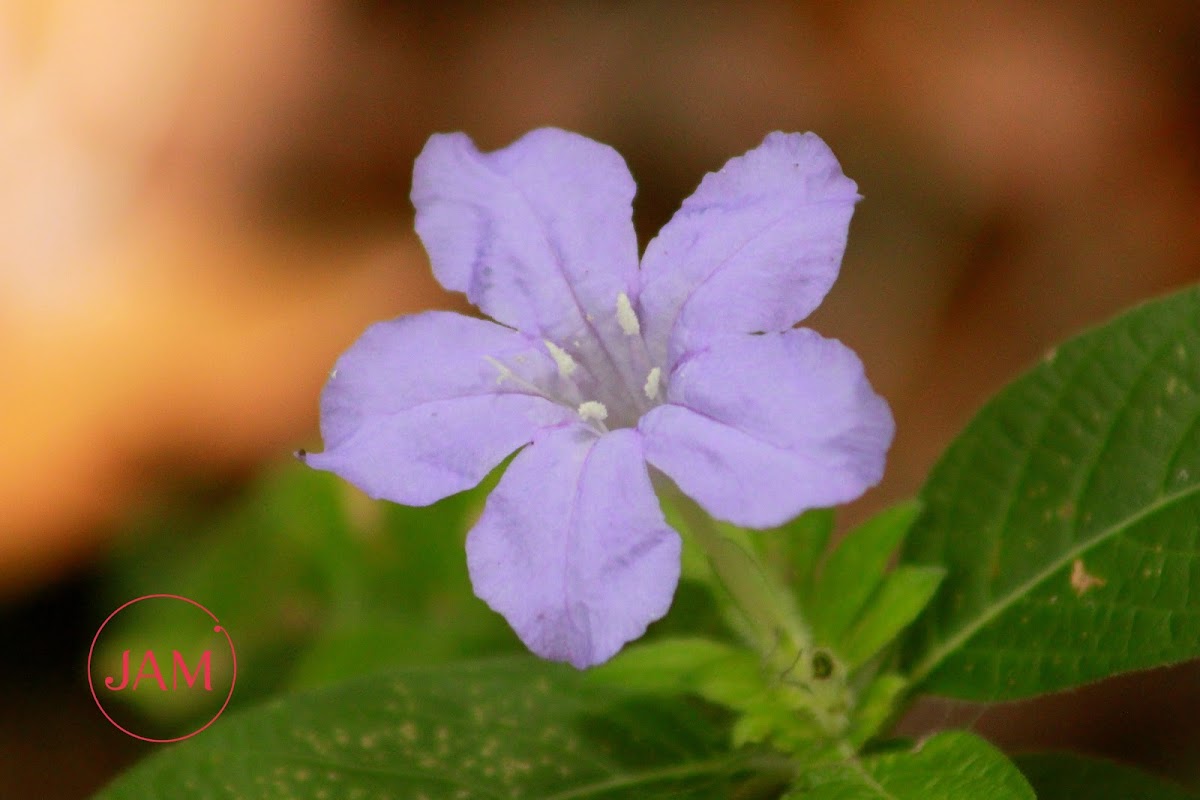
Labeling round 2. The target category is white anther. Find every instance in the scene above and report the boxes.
[484,356,514,385]
[544,340,577,378]
[616,292,640,336]
[577,401,608,423]
[643,367,661,400]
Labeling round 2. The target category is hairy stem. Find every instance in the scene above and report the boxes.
[664,485,811,657]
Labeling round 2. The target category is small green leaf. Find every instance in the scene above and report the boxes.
[586,637,762,709]
[732,703,829,760]
[788,731,1035,799]
[591,637,850,758]
[902,285,1200,699]
[1017,752,1199,799]
[761,507,837,593]
[95,658,744,799]
[845,672,908,747]
[840,566,945,668]
[809,501,921,644]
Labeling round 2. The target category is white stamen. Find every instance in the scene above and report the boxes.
[577,401,608,422]
[643,367,661,400]
[544,340,577,378]
[616,292,640,336]
[484,356,514,385]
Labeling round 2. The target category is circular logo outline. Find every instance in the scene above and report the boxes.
[88,593,237,743]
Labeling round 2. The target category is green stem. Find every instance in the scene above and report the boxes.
[662,483,858,740]
[665,486,812,657]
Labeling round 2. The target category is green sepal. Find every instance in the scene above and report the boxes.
[585,636,762,710]
[840,565,946,668]
[844,672,909,748]
[759,507,837,595]
[589,637,831,757]
[808,500,922,644]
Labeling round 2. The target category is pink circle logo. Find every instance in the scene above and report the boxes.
[88,594,237,743]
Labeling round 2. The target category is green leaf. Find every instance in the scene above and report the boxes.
[586,637,763,709]
[901,286,1200,699]
[95,658,748,800]
[787,731,1035,799]
[102,465,360,718]
[589,637,844,759]
[840,566,945,668]
[844,673,908,748]
[1017,752,1199,799]
[106,462,517,714]
[287,613,515,690]
[761,507,837,594]
[810,501,921,645]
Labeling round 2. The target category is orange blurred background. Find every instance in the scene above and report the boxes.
[1,1,1197,796]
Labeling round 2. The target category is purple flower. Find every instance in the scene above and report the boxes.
[305,128,894,668]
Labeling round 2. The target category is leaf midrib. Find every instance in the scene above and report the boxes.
[907,479,1200,687]
[541,757,737,800]
[847,757,901,800]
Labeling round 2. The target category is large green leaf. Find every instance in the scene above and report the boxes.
[95,658,753,799]
[901,286,1200,699]
[1017,753,1199,799]
[787,731,1034,799]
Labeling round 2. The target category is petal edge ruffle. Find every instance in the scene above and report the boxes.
[412,128,640,349]
[637,132,859,368]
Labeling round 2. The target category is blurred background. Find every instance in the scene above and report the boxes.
[1,1,1198,796]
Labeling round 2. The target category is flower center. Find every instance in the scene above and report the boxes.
[489,292,666,434]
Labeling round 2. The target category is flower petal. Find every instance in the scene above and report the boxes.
[639,329,893,528]
[466,426,681,668]
[637,132,860,367]
[412,128,640,349]
[305,311,574,505]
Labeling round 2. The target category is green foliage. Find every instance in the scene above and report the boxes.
[660,490,811,655]
[843,673,907,748]
[102,462,514,724]
[901,286,1200,700]
[95,658,756,800]
[787,732,1035,799]
[808,501,921,645]
[798,501,941,672]
[589,637,840,759]
[615,500,944,758]
[761,507,837,598]
[1017,753,1200,799]
[838,566,943,669]
[585,637,762,707]
[94,285,1200,796]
